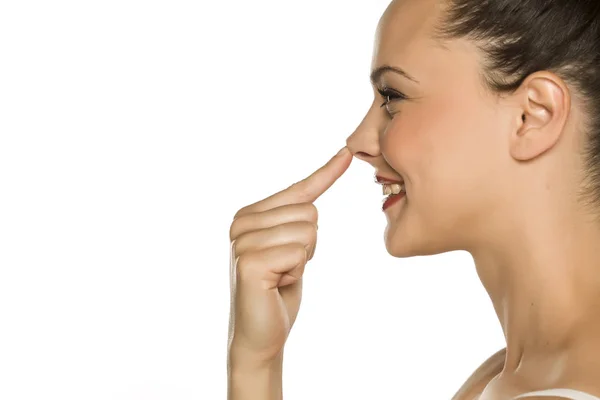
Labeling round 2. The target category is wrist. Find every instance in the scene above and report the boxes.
[228,341,284,372]
[228,353,283,400]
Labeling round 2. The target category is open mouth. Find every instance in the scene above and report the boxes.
[382,183,404,196]
[381,187,406,211]
[375,176,406,211]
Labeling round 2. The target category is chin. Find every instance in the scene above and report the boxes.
[383,220,457,258]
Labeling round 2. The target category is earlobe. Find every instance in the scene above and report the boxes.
[509,73,569,162]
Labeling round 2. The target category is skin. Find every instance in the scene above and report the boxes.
[346,0,600,398]
[228,148,352,400]
[227,0,600,399]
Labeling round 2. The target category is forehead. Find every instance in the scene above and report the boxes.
[372,0,446,70]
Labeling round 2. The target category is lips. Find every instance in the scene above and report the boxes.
[374,174,404,185]
[375,174,406,211]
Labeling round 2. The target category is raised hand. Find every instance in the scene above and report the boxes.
[228,147,352,368]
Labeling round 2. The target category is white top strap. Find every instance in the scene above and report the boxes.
[514,388,600,400]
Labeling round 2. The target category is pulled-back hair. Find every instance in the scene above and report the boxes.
[433,0,600,213]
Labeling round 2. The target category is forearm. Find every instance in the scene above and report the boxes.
[227,350,284,400]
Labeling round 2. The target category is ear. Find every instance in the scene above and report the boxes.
[510,72,570,161]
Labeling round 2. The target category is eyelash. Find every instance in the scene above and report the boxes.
[377,87,407,110]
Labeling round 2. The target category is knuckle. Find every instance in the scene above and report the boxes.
[290,243,308,262]
[288,181,301,190]
[229,216,244,241]
[302,222,318,243]
[233,206,250,220]
[308,243,316,260]
[289,181,311,202]
[298,220,317,240]
[229,222,237,241]
[302,203,318,223]
[232,231,251,254]
[285,221,316,246]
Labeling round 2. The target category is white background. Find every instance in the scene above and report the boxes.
[0,1,505,399]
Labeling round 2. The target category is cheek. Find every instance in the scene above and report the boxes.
[381,96,500,208]
[381,97,475,184]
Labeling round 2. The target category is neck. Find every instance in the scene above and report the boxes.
[469,193,600,386]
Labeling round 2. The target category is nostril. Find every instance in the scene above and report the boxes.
[352,154,369,164]
[354,151,374,161]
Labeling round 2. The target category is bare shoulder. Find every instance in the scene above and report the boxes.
[451,347,506,400]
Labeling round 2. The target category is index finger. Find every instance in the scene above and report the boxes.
[234,147,352,218]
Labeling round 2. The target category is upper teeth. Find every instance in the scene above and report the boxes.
[383,183,403,195]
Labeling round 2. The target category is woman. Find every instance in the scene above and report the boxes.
[227,0,600,399]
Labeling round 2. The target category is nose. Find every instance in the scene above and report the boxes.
[346,101,383,166]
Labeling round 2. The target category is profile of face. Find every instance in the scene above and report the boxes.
[347,0,556,258]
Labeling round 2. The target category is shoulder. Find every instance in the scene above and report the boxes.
[452,347,506,400]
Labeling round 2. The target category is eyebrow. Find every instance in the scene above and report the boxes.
[370,65,419,85]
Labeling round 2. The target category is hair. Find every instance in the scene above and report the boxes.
[432,0,600,215]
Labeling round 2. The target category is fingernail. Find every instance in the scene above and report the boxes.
[336,147,348,157]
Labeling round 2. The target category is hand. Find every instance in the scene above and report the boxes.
[227,147,352,368]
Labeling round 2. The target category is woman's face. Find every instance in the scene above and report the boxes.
[347,0,517,257]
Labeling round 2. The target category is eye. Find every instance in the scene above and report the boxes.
[377,87,407,110]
